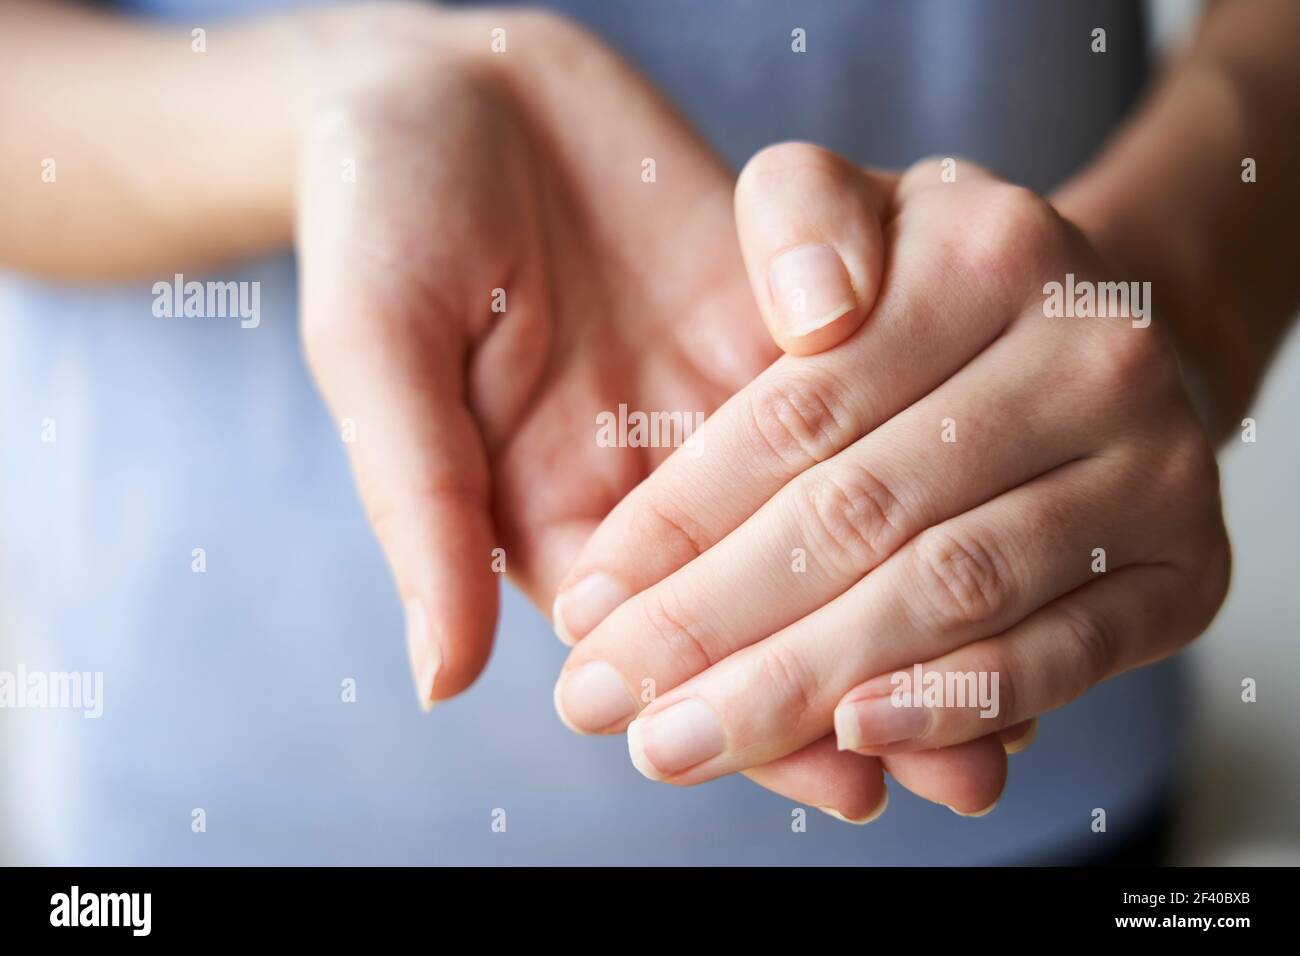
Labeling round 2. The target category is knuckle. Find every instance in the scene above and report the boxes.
[639,585,717,676]
[1147,426,1221,509]
[957,643,1018,728]
[360,475,484,558]
[954,185,1064,289]
[1158,546,1230,656]
[751,641,818,731]
[1084,324,1179,396]
[1058,603,1119,690]
[987,185,1060,245]
[801,462,906,574]
[913,528,1016,631]
[745,373,853,472]
[630,497,711,566]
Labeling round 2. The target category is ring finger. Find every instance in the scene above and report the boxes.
[623,446,1167,784]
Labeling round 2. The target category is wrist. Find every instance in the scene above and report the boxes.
[1056,179,1253,445]
[1052,58,1276,445]
[253,4,489,236]
[284,4,568,207]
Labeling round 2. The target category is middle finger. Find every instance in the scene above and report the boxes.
[553,318,1106,734]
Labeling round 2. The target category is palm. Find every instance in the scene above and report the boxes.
[353,44,778,608]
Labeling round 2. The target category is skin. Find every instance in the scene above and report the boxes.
[551,0,1300,798]
[295,15,1019,820]
[5,0,1299,822]
[1,1,1014,820]
[553,151,1231,785]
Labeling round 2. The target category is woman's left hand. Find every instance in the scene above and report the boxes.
[551,144,1231,786]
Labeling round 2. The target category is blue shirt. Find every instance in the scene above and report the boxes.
[0,0,1184,864]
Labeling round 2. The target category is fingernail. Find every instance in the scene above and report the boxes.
[950,798,999,818]
[834,696,930,751]
[626,698,724,779]
[404,597,439,712]
[1003,720,1039,755]
[818,787,889,825]
[553,660,637,733]
[767,243,856,337]
[552,573,629,646]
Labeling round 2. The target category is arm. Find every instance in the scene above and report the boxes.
[0,0,486,279]
[1,0,299,277]
[1055,0,1300,441]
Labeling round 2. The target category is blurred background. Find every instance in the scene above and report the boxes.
[1174,327,1300,865]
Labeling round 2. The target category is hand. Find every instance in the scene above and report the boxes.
[297,10,1009,819]
[552,144,1230,793]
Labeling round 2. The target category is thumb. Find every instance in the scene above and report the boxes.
[734,142,895,355]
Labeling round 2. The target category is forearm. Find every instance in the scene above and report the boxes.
[0,0,458,280]
[1055,0,1300,440]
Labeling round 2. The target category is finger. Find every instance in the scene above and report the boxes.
[740,737,889,824]
[552,174,1025,644]
[555,653,1010,815]
[1000,720,1038,754]
[623,452,1166,784]
[734,142,895,355]
[741,732,1011,822]
[297,109,517,707]
[302,290,497,708]
[553,319,1101,734]
[834,563,1208,754]
[881,734,1008,817]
